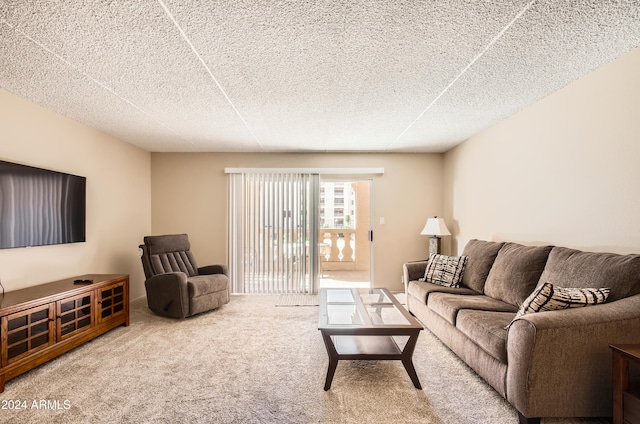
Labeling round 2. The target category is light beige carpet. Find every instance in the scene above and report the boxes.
[0,295,610,424]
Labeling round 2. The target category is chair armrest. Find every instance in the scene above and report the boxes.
[198,264,228,276]
[144,272,190,318]
[506,294,640,418]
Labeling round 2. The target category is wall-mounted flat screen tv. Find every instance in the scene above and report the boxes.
[0,160,86,249]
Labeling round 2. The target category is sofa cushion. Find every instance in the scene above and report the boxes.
[407,281,477,306]
[457,310,514,363]
[421,254,468,287]
[428,292,517,326]
[484,243,553,307]
[460,239,505,293]
[509,282,610,325]
[539,246,640,302]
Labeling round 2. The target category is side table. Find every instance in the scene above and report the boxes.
[610,344,640,424]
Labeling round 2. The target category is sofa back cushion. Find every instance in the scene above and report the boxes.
[460,239,505,293]
[539,246,640,302]
[483,242,553,307]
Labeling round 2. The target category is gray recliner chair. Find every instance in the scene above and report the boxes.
[139,234,230,318]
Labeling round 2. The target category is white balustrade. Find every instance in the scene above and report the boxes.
[320,229,356,270]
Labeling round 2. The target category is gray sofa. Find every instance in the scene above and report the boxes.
[403,239,640,423]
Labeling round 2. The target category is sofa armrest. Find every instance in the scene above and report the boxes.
[198,264,228,276]
[144,272,190,318]
[506,294,640,418]
[402,261,428,294]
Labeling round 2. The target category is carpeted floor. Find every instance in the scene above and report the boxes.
[0,295,611,424]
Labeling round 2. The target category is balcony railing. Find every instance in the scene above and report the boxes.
[243,227,367,277]
[320,229,356,271]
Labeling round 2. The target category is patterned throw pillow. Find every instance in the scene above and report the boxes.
[420,254,468,288]
[507,282,610,327]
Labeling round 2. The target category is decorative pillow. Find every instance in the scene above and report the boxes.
[506,282,610,328]
[419,254,468,288]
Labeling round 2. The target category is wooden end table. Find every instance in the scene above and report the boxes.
[610,344,640,424]
[318,287,423,390]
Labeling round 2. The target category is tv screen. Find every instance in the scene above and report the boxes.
[0,160,86,249]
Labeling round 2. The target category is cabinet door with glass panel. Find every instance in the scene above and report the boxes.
[56,292,94,341]
[97,282,126,323]
[1,304,55,366]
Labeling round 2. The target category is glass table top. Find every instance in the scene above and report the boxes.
[322,288,414,327]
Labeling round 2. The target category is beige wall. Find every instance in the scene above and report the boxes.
[151,152,443,291]
[443,46,640,255]
[0,89,151,299]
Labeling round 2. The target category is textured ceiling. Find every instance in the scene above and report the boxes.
[1,1,639,153]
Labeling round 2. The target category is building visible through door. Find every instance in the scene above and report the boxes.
[318,180,371,289]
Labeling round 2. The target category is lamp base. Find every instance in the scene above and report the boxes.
[428,237,442,257]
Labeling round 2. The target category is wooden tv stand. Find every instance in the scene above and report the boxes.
[0,274,129,392]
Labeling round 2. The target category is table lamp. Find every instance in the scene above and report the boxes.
[420,216,451,256]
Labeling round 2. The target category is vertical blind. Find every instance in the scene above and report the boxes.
[228,172,319,294]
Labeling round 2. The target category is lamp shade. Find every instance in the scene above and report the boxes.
[420,216,451,237]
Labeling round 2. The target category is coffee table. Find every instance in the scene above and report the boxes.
[318,287,423,390]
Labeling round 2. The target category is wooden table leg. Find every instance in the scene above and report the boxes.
[321,331,339,391]
[401,333,422,389]
[612,349,629,424]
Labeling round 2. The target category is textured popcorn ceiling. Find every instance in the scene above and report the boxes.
[0,1,639,152]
